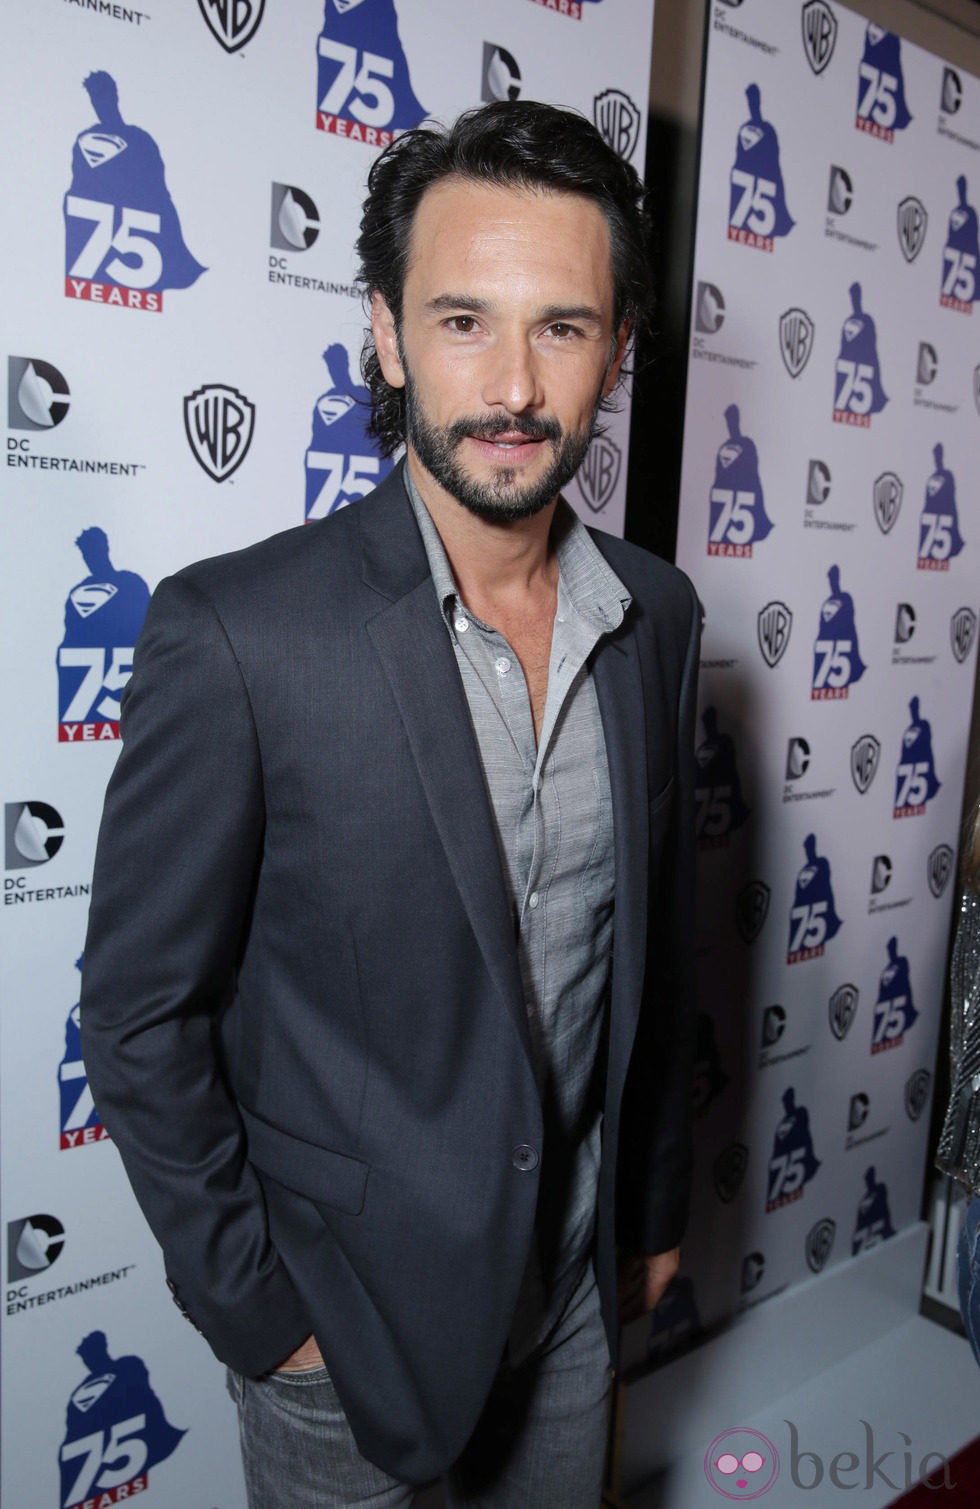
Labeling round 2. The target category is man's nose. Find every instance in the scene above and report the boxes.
[481,331,543,413]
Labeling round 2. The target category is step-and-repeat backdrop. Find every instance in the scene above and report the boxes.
[0,3,655,1504]
[628,0,979,1372]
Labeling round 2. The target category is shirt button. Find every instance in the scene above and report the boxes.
[495,656,512,675]
[454,616,469,633]
[528,891,539,910]
[512,1144,539,1172]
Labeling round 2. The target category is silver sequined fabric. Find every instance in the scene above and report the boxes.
[936,888,980,1192]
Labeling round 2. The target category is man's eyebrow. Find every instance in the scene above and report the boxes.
[424,295,605,325]
[425,294,494,315]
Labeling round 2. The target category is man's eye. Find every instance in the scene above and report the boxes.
[448,316,477,333]
[548,323,576,339]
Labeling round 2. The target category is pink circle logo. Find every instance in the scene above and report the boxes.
[704,1428,780,1499]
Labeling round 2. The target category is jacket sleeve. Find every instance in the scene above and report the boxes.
[80,573,311,1375]
[617,575,700,1256]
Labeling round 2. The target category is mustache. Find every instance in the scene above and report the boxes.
[445,414,562,444]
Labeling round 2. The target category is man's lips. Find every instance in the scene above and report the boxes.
[465,431,549,463]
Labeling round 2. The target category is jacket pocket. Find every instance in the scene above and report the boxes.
[240,1104,369,1215]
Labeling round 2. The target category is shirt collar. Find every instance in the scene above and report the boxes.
[403,460,631,636]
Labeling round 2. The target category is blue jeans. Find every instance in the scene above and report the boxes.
[226,1264,611,1507]
[957,1195,980,1366]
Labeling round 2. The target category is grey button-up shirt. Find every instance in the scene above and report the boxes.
[405,467,631,1358]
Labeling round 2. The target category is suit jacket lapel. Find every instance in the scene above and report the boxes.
[359,474,532,1062]
[592,627,650,1050]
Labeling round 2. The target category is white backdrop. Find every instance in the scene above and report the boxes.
[627,0,979,1373]
[0,2,655,1504]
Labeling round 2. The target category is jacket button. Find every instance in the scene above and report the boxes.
[512,1144,539,1171]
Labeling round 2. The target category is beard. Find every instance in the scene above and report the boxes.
[403,370,599,523]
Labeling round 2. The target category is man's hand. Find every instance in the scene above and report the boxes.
[617,1247,680,1324]
[274,1334,324,1373]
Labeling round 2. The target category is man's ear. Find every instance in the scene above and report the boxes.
[601,319,631,399]
[371,292,405,390]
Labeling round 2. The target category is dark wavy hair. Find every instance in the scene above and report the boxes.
[355,100,654,457]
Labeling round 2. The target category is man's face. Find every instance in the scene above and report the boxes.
[372,176,628,522]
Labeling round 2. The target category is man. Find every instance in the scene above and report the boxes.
[81,101,699,1506]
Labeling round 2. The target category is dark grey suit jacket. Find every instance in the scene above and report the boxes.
[80,466,700,1483]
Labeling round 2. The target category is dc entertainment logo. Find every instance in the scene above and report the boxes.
[871,936,918,1052]
[827,166,852,216]
[59,1332,185,1508]
[893,696,941,817]
[304,344,393,520]
[728,86,794,252]
[812,565,865,699]
[918,444,965,570]
[940,177,978,313]
[481,43,521,103]
[60,960,108,1150]
[787,833,842,964]
[270,184,320,252]
[942,68,963,116]
[852,1166,895,1252]
[855,24,913,143]
[316,0,427,148]
[184,384,255,482]
[8,357,71,430]
[198,0,264,51]
[707,405,773,557]
[57,529,149,743]
[64,73,205,312]
[7,1213,66,1281]
[833,283,887,426]
[766,1088,820,1212]
[5,802,64,868]
[695,282,725,335]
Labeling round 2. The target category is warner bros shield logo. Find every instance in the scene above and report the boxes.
[758,601,792,667]
[714,1142,748,1203]
[874,472,903,534]
[736,880,770,943]
[851,735,880,794]
[801,1,837,76]
[928,844,954,898]
[951,606,977,663]
[575,435,621,513]
[593,90,641,161]
[184,384,255,482]
[905,1069,931,1121]
[198,0,265,52]
[779,308,814,378]
[829,983,859,1041]
[806,1217,836,1273]
[897,197,928,263]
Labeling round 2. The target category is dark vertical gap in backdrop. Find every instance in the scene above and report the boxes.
[624,3,710,565]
